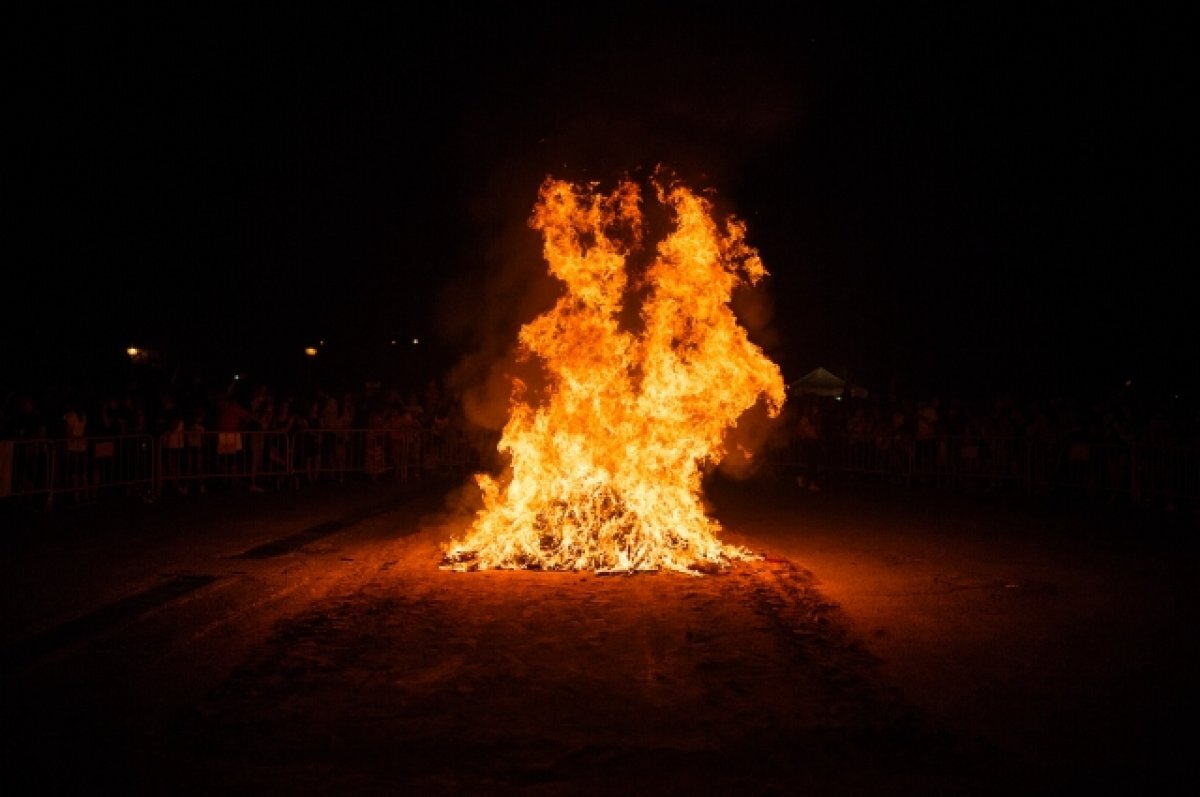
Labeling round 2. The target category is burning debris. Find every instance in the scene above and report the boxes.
[442,173,785,575]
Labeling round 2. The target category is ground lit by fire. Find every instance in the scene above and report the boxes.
[443,175,785,574]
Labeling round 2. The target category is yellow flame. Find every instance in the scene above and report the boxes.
[443,174,785,575]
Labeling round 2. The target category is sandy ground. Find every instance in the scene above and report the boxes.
[2,475,1197,795]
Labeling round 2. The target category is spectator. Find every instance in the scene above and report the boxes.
[890,402,914,485]
[333,391,356,480]
[388,402,424,482]
[91,396,119,497]
[365,400,389,481]
[269,397,299,490]
[914,398,940,484]
[1025,402,1058,496]
[5,395,48,497]
[216,391,259,490]
[9,395,46,440]
[186,407,209,494]
[296,397,323,485]
[157,393,186,496]
[318,391,340,477]
[61,394,89,502]
[247,385,272,492]
[793,398,822,492]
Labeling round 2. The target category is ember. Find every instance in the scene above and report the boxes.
[442,173,785,574]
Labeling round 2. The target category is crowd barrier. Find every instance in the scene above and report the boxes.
[0,427,488,510]
[778,434,1200,507]
[0,434,156,509]
[7,429,1195,512]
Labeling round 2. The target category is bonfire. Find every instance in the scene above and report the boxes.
[442,173,785,575]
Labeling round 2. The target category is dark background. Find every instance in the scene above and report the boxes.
[6,6,1195,402]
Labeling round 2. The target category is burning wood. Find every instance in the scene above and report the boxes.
[442,173,785,575]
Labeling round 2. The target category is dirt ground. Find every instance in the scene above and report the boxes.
[2,474,1197,795]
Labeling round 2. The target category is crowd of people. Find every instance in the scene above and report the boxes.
[3,369,1198,516]
[782,386,1200,514]
[787,388,1200,456]
[0,371,479,501]
[4,378,457,439]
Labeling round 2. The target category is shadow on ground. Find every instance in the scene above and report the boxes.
[3,474,1197,795]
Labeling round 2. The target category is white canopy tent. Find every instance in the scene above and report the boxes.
[787,367,849,397]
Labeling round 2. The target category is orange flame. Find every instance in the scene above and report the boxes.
[442,174,786,574]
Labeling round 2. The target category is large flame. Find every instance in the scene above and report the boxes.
[443,174,786,575]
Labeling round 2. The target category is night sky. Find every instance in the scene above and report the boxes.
[7,6,1195,401]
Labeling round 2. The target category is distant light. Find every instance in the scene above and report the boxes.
[126,347,139,357]
[304,347,318,357]
[412,338,419,345]
[234,374,240,381]
[1124,379,1133,387]
[390,339,397,346]
[319,340,325,346]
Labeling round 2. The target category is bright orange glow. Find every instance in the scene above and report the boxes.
[304,347,318,356]
[442,174,786,575]
[126,347,140,357]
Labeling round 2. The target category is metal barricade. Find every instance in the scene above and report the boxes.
[157,430,292,495]
[288,427,478,484]
[0,438,54,508]
[291,428,357,483]
[813,433,912,482]
[0,435,154,509]
[388,427,424,483]
[962,437,1030,491]
[291,427,402,484]
[911,435,958,486]
[5,425,1195,514]
[1131,444,1200,508]
[1053,441,1127,500]
[945,437,987,487]
[91,434,157,502]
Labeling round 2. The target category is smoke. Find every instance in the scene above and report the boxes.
[437,13,802,460]
[718,399,784,480]
[436,167,560,434]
